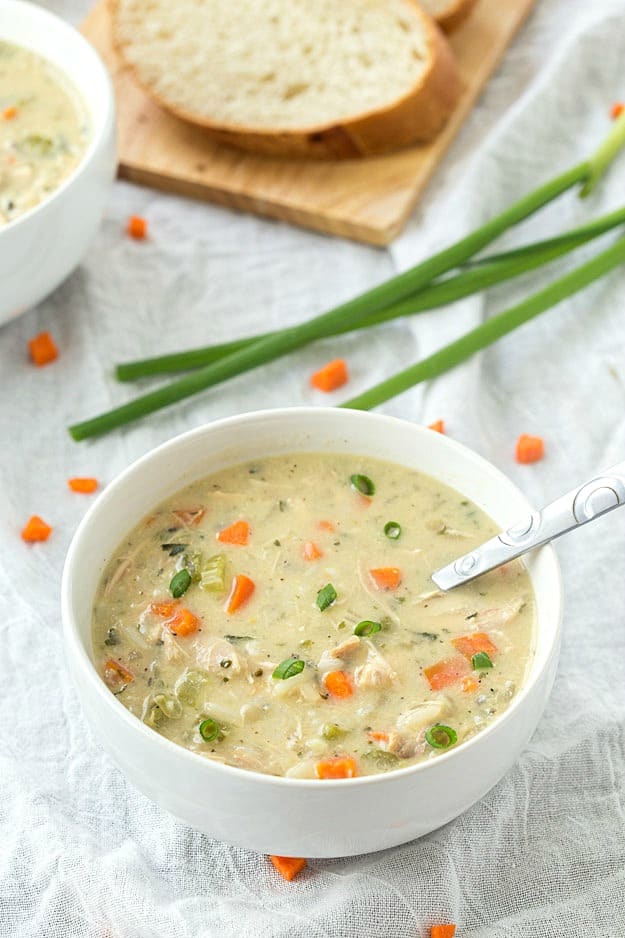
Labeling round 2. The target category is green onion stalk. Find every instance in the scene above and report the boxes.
[342,235,625,411]
[115,203,625,381]
[69,114,625,441]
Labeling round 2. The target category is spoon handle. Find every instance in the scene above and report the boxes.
[431,460,625,591]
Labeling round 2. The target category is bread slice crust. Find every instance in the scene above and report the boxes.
[431,0,479,33]
[110,0,462,159]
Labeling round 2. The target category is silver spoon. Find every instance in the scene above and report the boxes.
[431,461,625,591]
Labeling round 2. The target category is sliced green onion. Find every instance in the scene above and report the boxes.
[316,583,338,611]
[350,474,375,496]
[199,718,220,742]
[354,620,382,637]
[425,724,458,750]
[170,568,191,598]
[272,657,305,680]
[153,693,183,719]
[472,651,493,670]
[384,521,402,540]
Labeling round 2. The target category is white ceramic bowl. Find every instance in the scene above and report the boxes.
[62,408,562,858]
[0,1,116,325]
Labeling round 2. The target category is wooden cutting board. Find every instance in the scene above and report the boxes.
[82,0,536,246]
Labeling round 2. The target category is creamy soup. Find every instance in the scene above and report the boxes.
[92,453,536,779]
[0,40,89,225]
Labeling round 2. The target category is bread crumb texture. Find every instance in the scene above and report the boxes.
[113,0,432,130]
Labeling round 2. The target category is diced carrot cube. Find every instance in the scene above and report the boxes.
[127,215,147,239]
[269,855,307,881]
[21,515,52,542]
[423,656,470,691]
[310,358,349,392]
[226,574,255,613]
[317,520,335,532]
[167,607,199,637]
[369,567,402,590]
[428,419,445,434]
[3,106,17,120]
[217,520,250,545]
[151,602,200,636]
[515,434,544,464]
[452,632,498,660]
[315,756,358,779]
[324,670,354,699]
[303,540,323,561]
[611,102,624,120]
[68,477,99,494]
[28,331,58,367]
[431,926,456,938]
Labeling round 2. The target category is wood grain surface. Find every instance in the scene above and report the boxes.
[82,0,537,245]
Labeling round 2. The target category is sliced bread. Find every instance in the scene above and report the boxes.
[421,0,479,33]
[111,0,462,159]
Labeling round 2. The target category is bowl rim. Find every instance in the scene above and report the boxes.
[62,407,563,790]
[0,0,115,236]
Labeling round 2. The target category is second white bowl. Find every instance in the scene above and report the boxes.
[0,1,116,325]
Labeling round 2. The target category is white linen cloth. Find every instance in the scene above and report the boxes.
[2,1,625,934]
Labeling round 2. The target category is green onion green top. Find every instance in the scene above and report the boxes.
[170,568,192,598]
[350,474,375,496]
[384,521,402,540]
[317,583,337,611]
[273,657,305,680]
[354,620,382,637]
[425,724,458,749]
[472,651,493,670]
[199,718,220,742]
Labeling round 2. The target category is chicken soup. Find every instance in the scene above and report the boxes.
[0,40,89,225]
[92,453,535,779]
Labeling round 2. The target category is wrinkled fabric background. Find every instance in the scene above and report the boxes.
[2,1,625,935]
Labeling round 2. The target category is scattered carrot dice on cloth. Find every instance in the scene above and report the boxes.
[68,477,99,494]
[21,516,52,542]
[28,331,58,367]
[310,358,348,392]
[127,215,148,239]
[516,434,544,464]
[269,855,307,881]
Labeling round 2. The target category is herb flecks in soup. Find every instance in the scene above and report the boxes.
[0,41,89,224]
[92,454,535,778]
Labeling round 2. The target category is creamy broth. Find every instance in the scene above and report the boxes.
[92,453,536,779]
[0,40,89,225]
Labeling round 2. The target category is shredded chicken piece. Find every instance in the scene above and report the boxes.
[396,698,450,734]
[329,635,361,658]
[161,629,190,664]
[195,638,245,675]
[354,641,397,689]
[229,746,268,773]
[474,598,525,629]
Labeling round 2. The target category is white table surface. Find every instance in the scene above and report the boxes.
[2,1,625,935]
